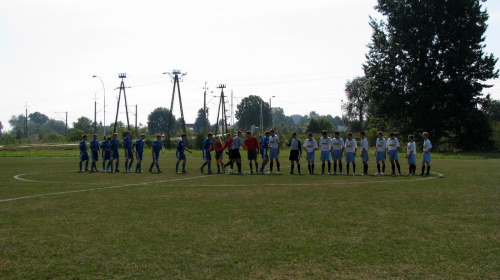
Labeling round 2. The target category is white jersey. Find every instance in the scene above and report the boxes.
[407,141,416,156]
[376,138,387,152]
[303,139,318,153]
[344,139,357,153]
[331,137,344,151]
[319,137,332,152]
[387,138,400,151]
[269,135,279,149]
[361,138,368,152]
[423,139,432,152]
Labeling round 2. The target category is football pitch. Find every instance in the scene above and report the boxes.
[1,152,499,279]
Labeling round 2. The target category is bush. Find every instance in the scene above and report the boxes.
[66,129,85,142]
[43,132,64,143]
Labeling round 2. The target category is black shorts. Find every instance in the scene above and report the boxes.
[289,150,300,161]
[216,151,223,160]
[230,149,241,159]
[247,149,257,160]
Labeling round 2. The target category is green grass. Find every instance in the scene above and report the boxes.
[0,152,499,279]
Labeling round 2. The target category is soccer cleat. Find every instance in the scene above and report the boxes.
[425,173,430,176]
[176,171,181,174]
[182,170,188,174]
[79,170,83,173]
[398,173,401,176]
[406,172,412,175]
[289,171,294,174]
[418,173,424,176]
[375,172,379,175]
[250,171,254,175]
[103,169,106,173]
[298,172,301,175]
[339,172,343,175]
[390,172,395,176]
[200,168,203,173]
[266,171,273,174]
[115,169,121,172]
[260,171,265,175]
[332,172,337,175]
[381,172,384,175]
[222,166,226,173]
[149,169,153,173]
[238,172,244,175]
[158,170,163,173]
[207,171,213,175]
[361,173,366,176]
[277,171,281,175]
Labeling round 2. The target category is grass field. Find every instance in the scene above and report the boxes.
[0,150,499,279]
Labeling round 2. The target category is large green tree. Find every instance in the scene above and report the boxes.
[364,0,498,150]
[194,108,209,132]
[235,95,271,130]
[73,117,93,133]
[343,76,371,125]
[147,107,176,135]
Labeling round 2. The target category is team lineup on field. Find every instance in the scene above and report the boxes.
[78,129,434,176]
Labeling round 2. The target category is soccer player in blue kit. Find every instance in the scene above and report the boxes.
[110,133,121,172]
[79,134,90,172]
[123,131,134,173]
[101,137,112,172]
[200,132,214,175]
[259,131,270,174]
[176,133,192,174]
[149,134,164,173]
[134,134,146,173]
[89,134,100,172]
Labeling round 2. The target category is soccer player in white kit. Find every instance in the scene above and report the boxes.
[303,132,318,174]
[406,134,417,175]
[374,131,388,175]
[387,132,401,175]
[360,131,369,175]
[319,130,333,174]
[344,132,357,175]
[268,129,281,174]
[420,132,433,176]
[331,131,344,175]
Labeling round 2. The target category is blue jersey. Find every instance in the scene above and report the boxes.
[134,139,145,153]
[90,140,100,152]
[110,138,119,151]
[79,140,87,152]
[123,137,132,149]
[152,140,163,153]
[203,138,213,151]
[261,136,269,149]
[100,141,111,151]
[176,139,186,152]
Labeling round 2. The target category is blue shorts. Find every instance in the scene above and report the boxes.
[102,151,111,161]
[269,148,279,159]
[376,151,386,161]
[91,151,99,161]
[332,150,342,161]
[346,152,355,163]
[388,150,399,161]
[111,150,119,160]
[361,150,369,162]
[136,151,143,161]
[407,154,416,164]
[423,152,431,163]
[177,151,186,161]
[203,150,211,161]
[125,149,134,160]
[306,151,316,161]
[260,148,268,160]
[320,150,331,161]
[80,152,89,161]
[153,152,160,162]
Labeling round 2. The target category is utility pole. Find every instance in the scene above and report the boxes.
[164,69,187,146]
[93,75,106,135]
[25,102,28,138]
[113,73,131,133]
[65,112,68,134]
[203,81,208,132]
[214,84,228,136]
[260,102,263,131]
[94,92,97,134]
[269,96,275,129]
[135,104,138,136]
[231,90,234,126]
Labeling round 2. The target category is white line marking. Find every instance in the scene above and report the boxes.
[3,171,443,203]
[2,175,207,203]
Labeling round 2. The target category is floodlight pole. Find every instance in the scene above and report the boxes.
[113,73,131,133]
[269,96,275,128]
[164,70,187,146]
[215,84,228,135]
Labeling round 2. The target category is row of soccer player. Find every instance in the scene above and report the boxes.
[78,129,432,176]
[198,129,432,176]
